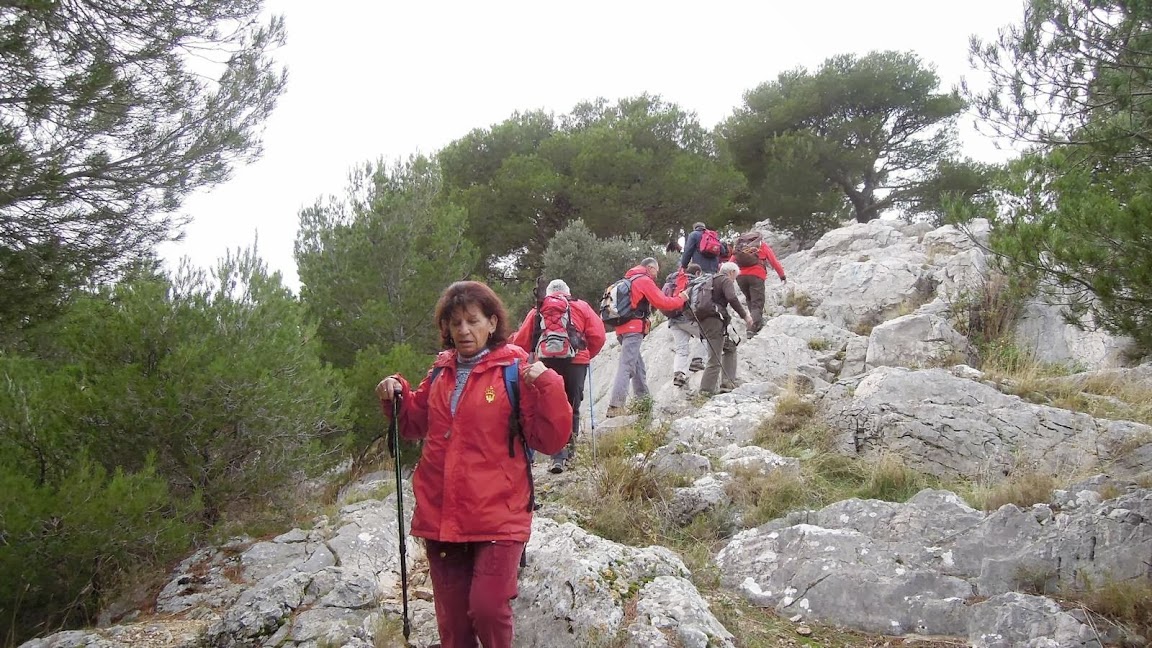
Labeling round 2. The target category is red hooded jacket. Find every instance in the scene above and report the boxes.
[614,265,687,335]
[511,295,607,364]
[388,343,572,543]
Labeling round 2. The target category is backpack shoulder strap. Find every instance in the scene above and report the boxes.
[503,360,520,414]
[502,359,536,512]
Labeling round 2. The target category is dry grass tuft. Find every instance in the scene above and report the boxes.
[965,471,1056,511]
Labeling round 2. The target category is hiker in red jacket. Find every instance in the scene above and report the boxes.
[512,279,607,473]
[606,257,686,418]
[733,234,786,336]
[376,281,572,648]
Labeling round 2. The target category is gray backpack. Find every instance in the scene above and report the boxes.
[686,273,717,318]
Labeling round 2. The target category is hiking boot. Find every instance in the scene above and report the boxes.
[673,371,687,387]
[549,462,564,474]
[606,405,627,418]
[699,389,717,397]
[689,358,705,372]
[720,380,738,393]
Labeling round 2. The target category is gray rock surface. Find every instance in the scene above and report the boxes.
[821,366,1152,481]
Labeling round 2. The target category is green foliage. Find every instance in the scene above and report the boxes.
[294,156,469,461]
[722,50,966,240]
[441,95,745,279]
[296,155,478,368]
[541,220,662,305]
[6,247,348,522]
[905,158,999,225]
[343,343,432,462]
[967,0,1152,152]
[967,0,1152,356]
[0,1,287,334]
[985,150,1152,353]
[0,458,197,644]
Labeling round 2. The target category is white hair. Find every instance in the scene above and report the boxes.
[546,279,570,295]
[719,261,740,275]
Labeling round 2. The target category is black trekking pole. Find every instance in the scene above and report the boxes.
[387,391,411,642]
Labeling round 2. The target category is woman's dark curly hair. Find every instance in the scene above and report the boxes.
[434,281,511,350]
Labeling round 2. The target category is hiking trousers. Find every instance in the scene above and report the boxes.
[698,316,738,394]
[669,319,705,375]
[736,274,766,333]
[425,539,525,648]
[541,358,587,463]
[609,332,648,408]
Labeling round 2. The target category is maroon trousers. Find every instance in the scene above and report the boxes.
[425,539,524,648]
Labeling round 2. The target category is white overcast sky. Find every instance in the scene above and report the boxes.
[157,0,1028,291]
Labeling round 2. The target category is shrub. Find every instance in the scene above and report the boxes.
[542,220,664,306]
[0,459,196,645]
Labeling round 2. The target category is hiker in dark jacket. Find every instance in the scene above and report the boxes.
[679,222,720,273]
[695,262,754,396]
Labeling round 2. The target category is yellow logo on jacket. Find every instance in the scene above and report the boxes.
[484,386,495,403]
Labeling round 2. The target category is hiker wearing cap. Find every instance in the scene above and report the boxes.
[731,230,787,336]
[512,279,606,473]
[693,262,754,396]
[375,281,572,648]
[679,221,722,273]
[603,257,686,418]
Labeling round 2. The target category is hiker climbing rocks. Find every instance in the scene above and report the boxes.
[375,281,572,648]
[512,279,606,473]
[679,221,723,273]
[662,263,708,388]
[692,262,754,396]
[732,229,786,336]
[600,257,686,418]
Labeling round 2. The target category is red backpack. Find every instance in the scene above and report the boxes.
[699,228,722,258]
[535,294,587,359]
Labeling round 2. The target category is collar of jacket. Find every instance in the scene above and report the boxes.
[432,343,524,371]
[624,265,650,279]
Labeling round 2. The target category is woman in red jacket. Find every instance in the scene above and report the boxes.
[376,281,572,648]
[511,279,607,473]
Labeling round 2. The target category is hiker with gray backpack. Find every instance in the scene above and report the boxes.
[375,281,572,648]
[600,257,687,418]
[690,262,754,396]
[512,279,606,473]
